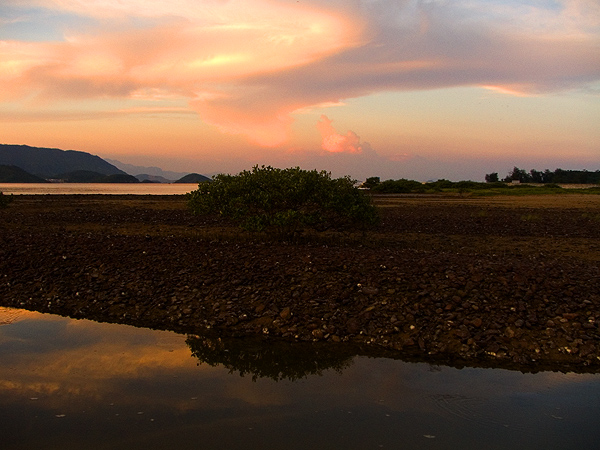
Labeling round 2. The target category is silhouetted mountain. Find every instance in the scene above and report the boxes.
[105,158,188,181]
[54,170,140,183]
[0,144,125,178]
[54,170,104,183]
[175,173,211,183]
[0,165,48,183]
[102,173,140,183]
[135,174,173,183]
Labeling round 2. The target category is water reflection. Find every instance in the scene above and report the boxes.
[187,335,354,381]
[1,307,599,450]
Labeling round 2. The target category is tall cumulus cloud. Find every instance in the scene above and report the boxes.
[317,115,363,154]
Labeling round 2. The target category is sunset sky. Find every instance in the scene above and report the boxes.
[1,0,598,180]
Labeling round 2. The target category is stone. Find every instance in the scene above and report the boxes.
[361,286,379,295]
[312,329,324,339]
[346,318,360,334]
[279,307,291,320]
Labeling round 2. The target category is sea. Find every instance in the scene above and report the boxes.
[0,183,199,195]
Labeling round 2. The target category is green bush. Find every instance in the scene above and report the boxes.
[361,176,380,189]
[372,179,425,193]
[0,191,13,209]
[426,179,454,190]
[187,166,378,235]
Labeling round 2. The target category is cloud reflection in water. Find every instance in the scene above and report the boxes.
[1,308,599,450]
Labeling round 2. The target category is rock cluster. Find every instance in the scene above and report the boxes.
[1,194,598,372]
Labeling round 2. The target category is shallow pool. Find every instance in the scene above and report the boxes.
[1,307,598,449]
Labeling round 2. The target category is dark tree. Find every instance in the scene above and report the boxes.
[361,176,380,189]
[371,178,425,193]
[529,169,544,183]
[542,169,554,183]
[504,166,532,183]
[499,167,599,184]
[485,172,499,183]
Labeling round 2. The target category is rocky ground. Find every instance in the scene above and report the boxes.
[1,193,599,373]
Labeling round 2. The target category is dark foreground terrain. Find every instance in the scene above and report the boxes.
[1,193,599,372]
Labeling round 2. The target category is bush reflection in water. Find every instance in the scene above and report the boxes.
[2,309,600,450]
[187,335,355,381]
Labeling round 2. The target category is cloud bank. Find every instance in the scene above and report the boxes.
[1,0,599,146]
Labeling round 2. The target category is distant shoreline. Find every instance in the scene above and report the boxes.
[0,183,198,195]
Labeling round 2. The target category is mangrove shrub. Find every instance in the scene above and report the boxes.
[187,166,378,235]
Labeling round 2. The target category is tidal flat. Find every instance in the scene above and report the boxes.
[1,193,599,372]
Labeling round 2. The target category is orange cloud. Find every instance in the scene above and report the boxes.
[0,0,364,146]
[191,96,295,147]
[317,115,362,154]
[480,84,539,97]
[1,0,598,151]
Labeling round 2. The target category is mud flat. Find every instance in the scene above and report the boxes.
[1,193,599,372]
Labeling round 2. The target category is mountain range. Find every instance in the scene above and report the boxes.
[0,144,124,178]
[104,158,189,182]
[0,144,210,183]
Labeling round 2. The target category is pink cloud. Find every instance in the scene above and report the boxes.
[0,1,363,145]
[316,115,362,154]
[1,0,598,149]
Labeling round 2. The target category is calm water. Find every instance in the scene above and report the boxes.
[1,308,598,450]
[0,183,198,195]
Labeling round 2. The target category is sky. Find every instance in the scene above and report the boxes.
[0,0,599,181]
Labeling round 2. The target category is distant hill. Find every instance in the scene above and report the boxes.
[0,144,125,178]
[0,165,48,183]
[105,158,187,181]
[135,174,173,183]
[175,173,212,183]
[102,173,140,183]
[54,170,140,183]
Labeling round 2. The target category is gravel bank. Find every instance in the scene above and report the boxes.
[1,194,599,372]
